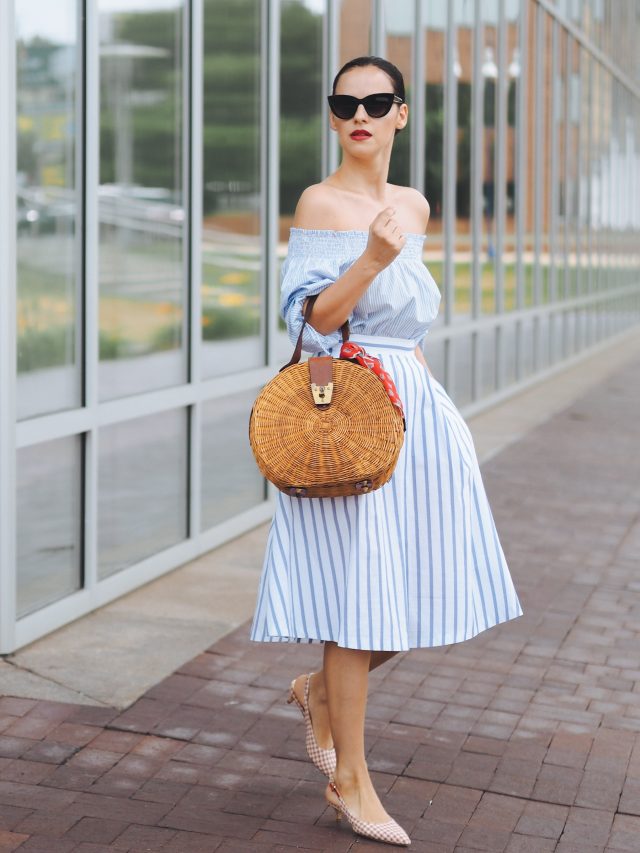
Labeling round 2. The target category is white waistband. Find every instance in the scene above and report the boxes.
[327,334,417,355]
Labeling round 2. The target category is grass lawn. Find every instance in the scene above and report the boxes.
[16,250,613,366]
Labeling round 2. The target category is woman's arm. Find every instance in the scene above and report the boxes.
[414,344,434,378]
[294,188,405,335]
[301,253,383,335]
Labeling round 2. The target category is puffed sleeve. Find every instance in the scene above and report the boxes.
[280,248,352,354]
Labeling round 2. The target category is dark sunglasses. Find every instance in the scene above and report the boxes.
[327,92,404,120]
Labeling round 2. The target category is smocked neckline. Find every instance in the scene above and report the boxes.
[290,226,426,241]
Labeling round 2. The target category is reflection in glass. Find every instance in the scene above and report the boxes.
[520,318,535,379]
[478,329,496,398]
[524,1,539,309]
[384,0,412,188]
[423,4,444,254]
[15,1,79,420]
[569,38,581,301]
[17,437,82,617]
[480,3,498,314]
[555,27,567,303]
[201,391,266,528]
[423,337,445,388]
[453,334,473,406]
[99,1,185,400]
[474,1,499,399]
[600,70,610,333]
[588,55,599,339]
[502,322,517,386]
[339,0,371,65]
[450,0,473,403]
[280,0,323,224]
[98,410,188,579]
[201,0,262,377]
[452,0,473,324]
[503,0,520,312]
[541,12,554,304]
[278,0,325,363]
[538,316,550,370]
[578,45,590,310]
[421,2,445,350]
[579,55,592,346]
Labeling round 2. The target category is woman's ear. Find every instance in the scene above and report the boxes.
[329,111,338,133]
[396,103,409,132]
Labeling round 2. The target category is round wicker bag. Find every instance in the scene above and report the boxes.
[249,296,405,498]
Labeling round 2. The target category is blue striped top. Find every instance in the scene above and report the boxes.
[280,227,442,353]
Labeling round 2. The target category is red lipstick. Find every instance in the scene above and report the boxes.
[350,130,371,140]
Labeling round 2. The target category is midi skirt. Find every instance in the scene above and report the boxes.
[249,334,524,651]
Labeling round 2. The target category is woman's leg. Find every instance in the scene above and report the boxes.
[291,649,399,750]
[322,640,395,823]
[370,650,400,670]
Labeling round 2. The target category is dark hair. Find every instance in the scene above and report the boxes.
[331,55,405,102]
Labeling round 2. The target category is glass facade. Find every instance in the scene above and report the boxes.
[17,436,82,617]
[202,0,263,376]
[15,1,80,421]
[98,1,187,400]
[1,0,639,652]
[98,409,189,579]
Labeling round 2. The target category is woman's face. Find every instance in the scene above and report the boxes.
[330,65,408,158]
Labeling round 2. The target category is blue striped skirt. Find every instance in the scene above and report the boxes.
[249,335,523,651]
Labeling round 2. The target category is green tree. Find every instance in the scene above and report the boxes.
[280,1,324,213]
[106,0,263,209]
[424,84,444,214]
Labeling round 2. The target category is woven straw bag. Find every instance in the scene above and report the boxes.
[249,294,405,498]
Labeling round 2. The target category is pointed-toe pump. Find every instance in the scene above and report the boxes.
[286,672,336,778]
[326,779,411,846]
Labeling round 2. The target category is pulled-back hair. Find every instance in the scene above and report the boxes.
[331,55,405,102]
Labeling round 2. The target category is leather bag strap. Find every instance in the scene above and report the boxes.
[280,294,350,372]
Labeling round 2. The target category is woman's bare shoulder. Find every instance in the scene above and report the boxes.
[292,183,344,229]
[389,185,431,233]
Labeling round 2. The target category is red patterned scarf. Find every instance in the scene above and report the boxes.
[339,342,405,422]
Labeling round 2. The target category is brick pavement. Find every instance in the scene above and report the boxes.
[1,353,640,852]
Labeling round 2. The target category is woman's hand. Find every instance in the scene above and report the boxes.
[362,207,406,272]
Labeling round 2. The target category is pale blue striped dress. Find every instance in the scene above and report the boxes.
[249,228,523,651]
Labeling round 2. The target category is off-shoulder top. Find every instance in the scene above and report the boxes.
[280,227,442,353]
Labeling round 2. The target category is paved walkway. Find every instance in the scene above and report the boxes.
[1,352,640,852]
[5,329,640,709]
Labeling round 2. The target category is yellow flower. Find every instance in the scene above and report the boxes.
[220,272,249,286]
[219,293,247,307]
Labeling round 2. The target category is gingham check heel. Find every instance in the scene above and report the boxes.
[327,779,411,846]
[286,672,336,777]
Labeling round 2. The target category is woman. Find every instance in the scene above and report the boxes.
[250,56,523,846]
